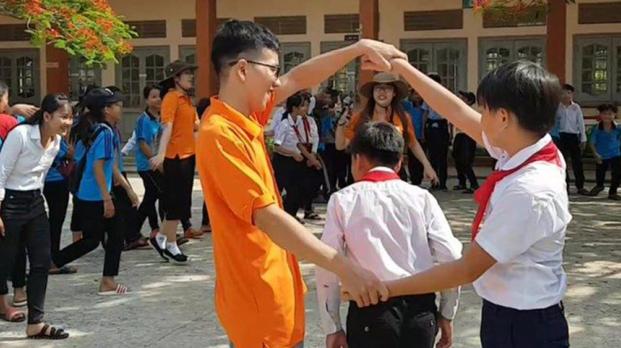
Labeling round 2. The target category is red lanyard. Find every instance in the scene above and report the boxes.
[290,116,311,143]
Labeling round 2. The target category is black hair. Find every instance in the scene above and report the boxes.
[597,103,618,114]
[350,122,404,168]
[477,60,561,136]
[283,92,311,120]
[197,98,211,118]
[562,83,575,92]
[105,85,122,94]
[143,85,160,99]
[428,73,442,85]
[211,19,280,75]
[24,94,69,126]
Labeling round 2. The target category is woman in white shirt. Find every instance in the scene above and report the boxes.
[0,94,73,339]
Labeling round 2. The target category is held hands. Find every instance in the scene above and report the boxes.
[356,39,407,73]
[9,104,39,118]
[326,330,348,348]
[339,258,389,308]
[127,190,140,208]
[150,153,165,171]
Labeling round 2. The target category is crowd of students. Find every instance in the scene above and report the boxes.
[0,18,618,347]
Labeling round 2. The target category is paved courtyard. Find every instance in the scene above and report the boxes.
[0,175,619,348]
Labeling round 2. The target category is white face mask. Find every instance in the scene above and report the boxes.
[482,131,506,161]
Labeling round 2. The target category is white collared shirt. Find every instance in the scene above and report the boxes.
[474,133,570,310]
[0,124,61,201]
[557,102,586,142]
[274,114,319,154]
[315,167,462,334]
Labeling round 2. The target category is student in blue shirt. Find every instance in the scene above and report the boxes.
[43,137,78,275]
[52,88,139,296]
[135,86,166,242]
[588,104,621,200]
[402,88,426,185]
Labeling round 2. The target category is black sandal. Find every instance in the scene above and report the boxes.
[27,324,69,340]
[304,212,321,220]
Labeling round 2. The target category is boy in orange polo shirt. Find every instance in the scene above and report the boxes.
[196,20,407,347]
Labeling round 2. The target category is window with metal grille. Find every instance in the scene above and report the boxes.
[69,57,102,101]
[574,36,621,105]
[0,24,30,41]
[254,16,306,35]
[126,20,167,38]
[116,47,169,108]
[324,14,359,34]
[401,40,467,93]
[479,37,545,80]
[0,49,40,105]
[404,10,463,31]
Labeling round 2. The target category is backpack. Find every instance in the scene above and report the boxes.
[68,126,107,194]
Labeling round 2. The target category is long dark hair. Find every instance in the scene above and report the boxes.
[358,86,410,146]
[283,92,311,121]
[24,94,69,126]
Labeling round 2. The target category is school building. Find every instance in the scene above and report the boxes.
[0,0,620,136]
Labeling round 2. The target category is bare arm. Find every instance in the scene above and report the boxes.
[150,123,172,169]
[275,39,407,104]
[386,242,495,297]
[390,59,483,145]
[139,140,155,159]
[274,145,301,158]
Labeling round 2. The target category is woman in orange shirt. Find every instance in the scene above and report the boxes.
[336,72,437,183]
[149,60,201,264]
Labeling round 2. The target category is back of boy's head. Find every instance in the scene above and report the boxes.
[562,83,575,93]
[428,73,442,84]
[597,103,618,114]
[477,60,561,136]
[211,20,280,76]
[350,122,404,168]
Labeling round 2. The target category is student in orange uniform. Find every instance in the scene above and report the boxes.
[196,20,406,347]
[150,61,202,264]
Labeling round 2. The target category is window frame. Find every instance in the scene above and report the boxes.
[574,35,621,105]
[478,36,546,81]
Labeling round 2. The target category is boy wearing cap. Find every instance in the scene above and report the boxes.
[357,59,571,347]
[317,122,462,348]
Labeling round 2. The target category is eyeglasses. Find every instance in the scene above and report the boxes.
[229,59,281,77]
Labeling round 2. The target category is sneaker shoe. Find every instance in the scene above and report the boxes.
[577,188,590,196]
[589,186,605,196]
[608,193,621,201]
[149,238,169,262]
[163,249,188,264]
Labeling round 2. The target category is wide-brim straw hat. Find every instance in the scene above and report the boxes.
[159,59,198,84]
[359,72,409,101]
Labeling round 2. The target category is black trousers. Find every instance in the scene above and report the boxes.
[453,133,479,188]
[302,163,323,212]
[43,180,70,256]
[53,198,124,277]
[426,120,450,188]
[202,203,209,226]
[112,184,142,244]
[163,155,195,221]
[346,294,438,348]
[595,156,621,194]
[138,170,165,231]
[0,189,50,324]
[556,132,585,189]
[480,300,569,348]
[407,141,426,186]
[273,154,305,217]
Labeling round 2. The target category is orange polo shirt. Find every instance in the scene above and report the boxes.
[161,90,198,159]
[196,96,306,348]
[344,111,416,142]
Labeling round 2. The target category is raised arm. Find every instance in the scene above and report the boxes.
[275,40,407,104]
[390,59,484,145]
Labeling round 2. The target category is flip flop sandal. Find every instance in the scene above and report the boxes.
[304,212,322,220]
[28,324,69,340]
[97,283,129,296]
[2,308,25,322]
[184,228,204,240]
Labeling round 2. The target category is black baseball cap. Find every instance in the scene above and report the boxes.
[458,90,476,106]
[84,87,124,109]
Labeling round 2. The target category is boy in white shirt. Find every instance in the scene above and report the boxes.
[316,122,462,348]
[361,59,570,347]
